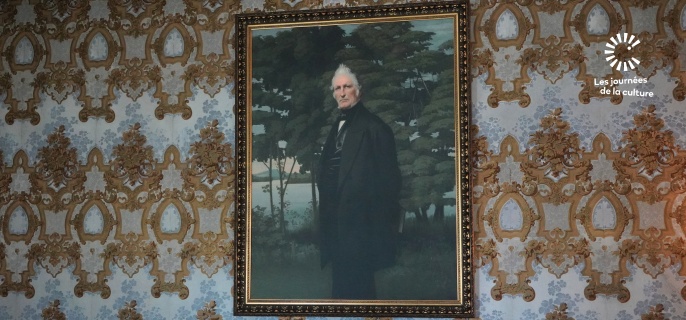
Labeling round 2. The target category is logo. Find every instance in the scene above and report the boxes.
[605,33,640,71]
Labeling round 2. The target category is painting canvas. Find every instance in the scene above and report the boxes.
[234,1,472,317]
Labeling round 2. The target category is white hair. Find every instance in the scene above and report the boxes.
[330,64,361,96]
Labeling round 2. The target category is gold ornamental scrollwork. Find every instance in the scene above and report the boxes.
[0,149,12,205]
[151,279,190,300]
[108,58,162,102]
[569,0,626,47]
[575,192,633,241]
[659,39,686,102]
[107,122,162,211]
[483,194,540,242]
[2,202,39,245]
[103,234,157,278]
[3,30,44,125]
[525,229,591,278]
[582,273,631,302]
[666,238,686,301]
[183,120,235,210]
[522,108,592,204]
[75,24,121,122]
[34,61,85,106]
[182,232,233,278]
[147,199,194,243]
[32,125,86,212]
[616,105,679,204]
[472,48,532,108]
[33,0,90,41]
[520,35,585,84]
[153,19,197,68]
[662,0,686,41]
[0,240,37,298]
[184,0,240,32]
[482,3,533,52]
[490,276,536,302]
[28,233,80,278]
[71,201,116,245]
[3,30,44,73]
[70,202,116,298]
[471,126,500,196]
[77,25,120,71]
[108,0,165,37]
[186,53,234,98]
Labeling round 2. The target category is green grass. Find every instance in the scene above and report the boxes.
[250,217,458,300]
[377,242,458,300]
[251,252,331,299]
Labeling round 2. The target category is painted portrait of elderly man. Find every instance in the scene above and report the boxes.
[236,6,470,311]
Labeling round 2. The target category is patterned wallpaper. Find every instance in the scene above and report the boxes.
[0,0,685,319]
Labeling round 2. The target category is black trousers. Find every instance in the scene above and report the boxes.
[319,163,376,299]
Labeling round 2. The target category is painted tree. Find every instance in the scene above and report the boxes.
[334,22,456,223]
[251,26,345,233]
[251,20,456,232]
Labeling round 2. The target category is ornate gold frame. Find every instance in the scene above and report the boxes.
[234,1,472,317]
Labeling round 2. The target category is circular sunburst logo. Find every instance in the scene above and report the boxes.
[605,33,641,71]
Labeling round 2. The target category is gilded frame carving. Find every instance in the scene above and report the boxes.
[235,1,472,317]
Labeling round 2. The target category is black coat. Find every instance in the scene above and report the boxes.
[317,103,402,271]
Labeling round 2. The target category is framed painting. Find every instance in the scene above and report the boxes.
[234,1,472,317]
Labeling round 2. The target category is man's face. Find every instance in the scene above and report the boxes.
[332,75,359,110]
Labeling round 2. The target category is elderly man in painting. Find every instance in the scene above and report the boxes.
[316,64,402,299]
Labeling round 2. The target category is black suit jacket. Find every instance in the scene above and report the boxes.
[317,103,402,271]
